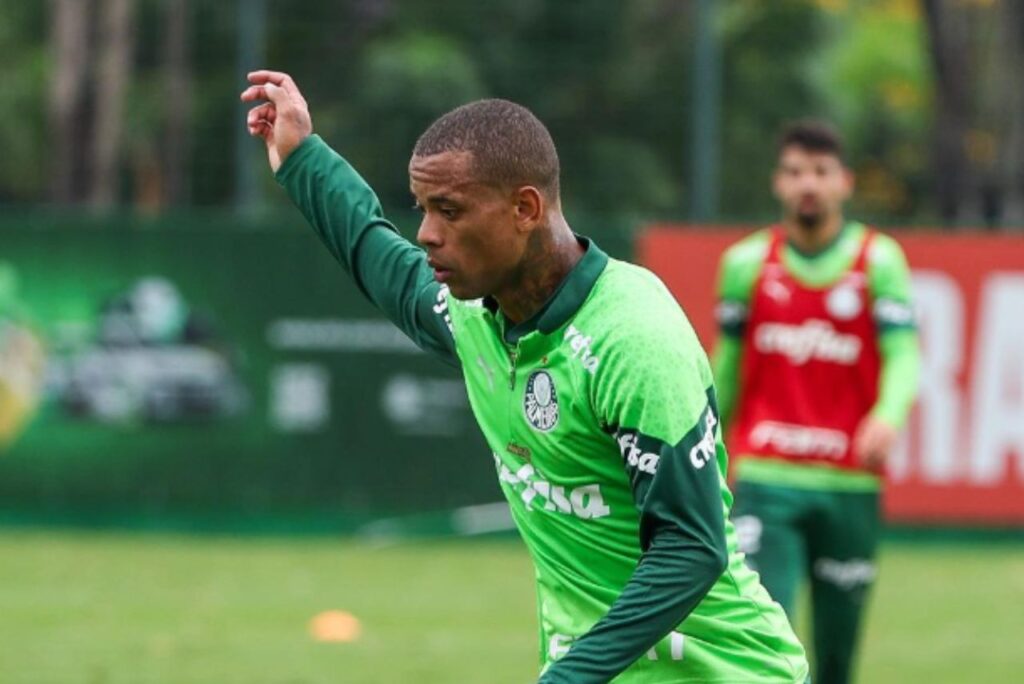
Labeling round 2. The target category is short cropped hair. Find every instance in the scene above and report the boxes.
[413,99,561,199]
[777,119,845,161]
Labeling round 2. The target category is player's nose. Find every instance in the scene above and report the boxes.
[416,216,443,248]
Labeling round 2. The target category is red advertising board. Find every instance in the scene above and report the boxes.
[639,226,1024,525]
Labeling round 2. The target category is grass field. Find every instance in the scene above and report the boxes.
[0,530,1021,683]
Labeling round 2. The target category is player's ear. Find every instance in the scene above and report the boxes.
[513,186,544,233]
[842,168,855,199]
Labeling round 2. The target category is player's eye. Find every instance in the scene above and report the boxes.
[440,206,460,220]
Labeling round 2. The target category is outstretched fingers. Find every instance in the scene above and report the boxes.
[247,69,291,86]
[246,70,308,106]
[240,84,264,102]
[241,84,281,103]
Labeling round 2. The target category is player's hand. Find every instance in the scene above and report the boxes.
[853,416,898,473]
[240,70,313,173]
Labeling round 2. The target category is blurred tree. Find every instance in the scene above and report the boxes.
[347,31,488,204]
[47,0,137,209]
[49,0,93,204]
[923,0,976,224]
[162,0,191,206]
[923,0,1024,227]
[996,0,1024,224]
[354,0,692,224]
[90,0,135,208]
[0,2,47,203]
[813,0,933,222]
[0,0,1016,230]
[718,0,827,221]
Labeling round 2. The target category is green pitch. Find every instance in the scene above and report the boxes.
[0,530,1019,683]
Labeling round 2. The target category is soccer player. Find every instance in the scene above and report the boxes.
[242,70,808,683]
[713,121,920,684]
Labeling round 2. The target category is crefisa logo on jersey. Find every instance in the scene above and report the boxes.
[524,370,559,432]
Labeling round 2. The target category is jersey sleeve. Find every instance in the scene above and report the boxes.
[868,234,917,332]
[867,235,920,427]
[275,135,457,366]
[712,335,743,433]
[714,232,768,337]
[538,302,729,683]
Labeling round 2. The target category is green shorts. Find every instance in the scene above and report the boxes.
[731,478,880,684]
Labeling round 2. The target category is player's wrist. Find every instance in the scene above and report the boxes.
[274,134,321,182]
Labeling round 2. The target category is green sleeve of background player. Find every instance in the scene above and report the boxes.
[711,231,768,431]
[866,234,920,428]
[539,307,729,683]
[275,135,457,366]
[873,331,918,427]
[712,336,742,432]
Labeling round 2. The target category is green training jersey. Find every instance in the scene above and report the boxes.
[277,135,808,683]
[713,224,920,491]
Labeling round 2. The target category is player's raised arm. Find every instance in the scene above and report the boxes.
[241,71,455,364]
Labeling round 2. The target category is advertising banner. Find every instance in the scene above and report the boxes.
[0,218,495,527]
[639,227,1024,525]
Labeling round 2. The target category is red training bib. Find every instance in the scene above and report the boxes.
[730,228,880,472]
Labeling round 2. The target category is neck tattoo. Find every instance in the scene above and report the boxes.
[498,231,582,325]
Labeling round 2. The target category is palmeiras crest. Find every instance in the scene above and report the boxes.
[523,370,559,432]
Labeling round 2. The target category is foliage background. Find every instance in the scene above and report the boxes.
[2,0,1021,229]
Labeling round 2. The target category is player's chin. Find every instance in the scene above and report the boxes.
[445,278,486,301]
[796,210,823,230]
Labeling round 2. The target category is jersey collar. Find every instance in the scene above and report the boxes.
[784,220,860,259]
[493,235,609,344]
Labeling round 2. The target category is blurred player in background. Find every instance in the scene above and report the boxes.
[713,121,921,684]
[243,70,809,682]
[0,262,45,450]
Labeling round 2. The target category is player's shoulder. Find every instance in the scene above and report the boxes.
[859,225,914,305]
[721,228,773,272]
[586,258,688,332]
[582,260,714,435]
[716,228,772,301]
[578,258,706,366]
[864,226,909,270]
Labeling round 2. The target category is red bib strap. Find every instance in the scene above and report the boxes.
[765,228,785,266]
[851,228,876,273]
